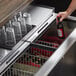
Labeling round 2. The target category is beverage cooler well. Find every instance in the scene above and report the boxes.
[0,0,76,76]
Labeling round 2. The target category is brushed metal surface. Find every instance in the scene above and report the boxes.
[0,49,10,61]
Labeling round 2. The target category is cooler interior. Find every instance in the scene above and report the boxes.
[33,19,72,46]
[2,19,75,76]
[2,41,57,76]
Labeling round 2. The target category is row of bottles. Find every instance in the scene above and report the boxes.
[15,42,56,68]
[17,53,47,68]
[30,47,53,57]
[0,12,33,49]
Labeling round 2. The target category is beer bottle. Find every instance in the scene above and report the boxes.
[57,16,65,39]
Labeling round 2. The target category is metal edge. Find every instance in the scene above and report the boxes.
[0,42,30,75]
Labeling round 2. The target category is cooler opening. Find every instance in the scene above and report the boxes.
[2,39,57,76]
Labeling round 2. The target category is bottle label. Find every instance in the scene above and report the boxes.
[57,29,64,37]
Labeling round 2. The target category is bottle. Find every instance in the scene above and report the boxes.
[26,13,32,32]
[12,16,22,42]
[0,26,6,45]
[57,16,65,39]
[5,27,16,47]
[18,12,27,36]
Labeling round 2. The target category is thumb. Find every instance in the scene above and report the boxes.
[60,16,64,22]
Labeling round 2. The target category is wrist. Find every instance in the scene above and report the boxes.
[66,10,72,16]
[66,6,75,16]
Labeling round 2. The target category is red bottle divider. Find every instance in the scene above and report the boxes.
[36,40,59,48]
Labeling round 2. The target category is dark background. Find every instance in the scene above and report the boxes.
[32,0,76,16]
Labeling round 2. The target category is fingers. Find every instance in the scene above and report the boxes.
[57,11,68,22]
[60,16,64,22]
[57,12,64,22]
[56,13,62,24]
[57,12,62,17]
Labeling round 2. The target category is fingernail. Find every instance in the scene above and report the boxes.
[60,19,62,22]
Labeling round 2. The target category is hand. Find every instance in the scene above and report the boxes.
[57,11,69,22]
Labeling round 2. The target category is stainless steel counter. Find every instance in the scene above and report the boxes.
[0,3,76,76]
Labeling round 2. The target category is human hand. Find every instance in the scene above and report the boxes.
[56,11,69,22]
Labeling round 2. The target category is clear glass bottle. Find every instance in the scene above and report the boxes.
[12,16,22,42]
[18,12,27,36]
